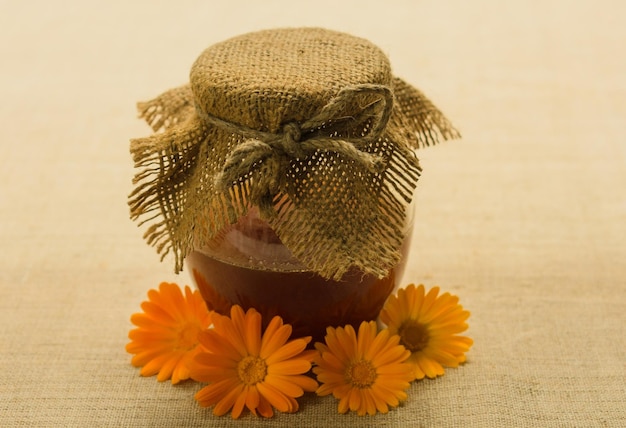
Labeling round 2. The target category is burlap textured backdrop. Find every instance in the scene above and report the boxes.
[1,1,624,426]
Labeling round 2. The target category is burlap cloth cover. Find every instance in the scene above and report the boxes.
[129,27,459,279]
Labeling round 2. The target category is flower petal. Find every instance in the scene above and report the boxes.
[195,377,241,407]
[260,317,291,359]
[267,359,311,375]
[243,307,262,355]
[213,383,245,417]
[265,338,309,366]
[265,374,305,398]
[257,381,292,413]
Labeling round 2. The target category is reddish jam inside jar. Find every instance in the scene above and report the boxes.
[187,209,412,343]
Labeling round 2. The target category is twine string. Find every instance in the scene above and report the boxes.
[195,84,394,212]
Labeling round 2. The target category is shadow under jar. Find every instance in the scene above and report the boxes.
[187,207,413,344]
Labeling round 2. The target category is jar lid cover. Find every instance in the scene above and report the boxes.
[129,27,459,279]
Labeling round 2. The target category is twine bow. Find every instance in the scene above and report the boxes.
[197,84,394,216]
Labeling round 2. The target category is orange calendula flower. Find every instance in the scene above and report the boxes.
[380,284,473,380]
[190,305,318,419]
[313,321,414,416]
[126,282,212,384]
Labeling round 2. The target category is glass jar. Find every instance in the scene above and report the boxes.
[187,206,413,344]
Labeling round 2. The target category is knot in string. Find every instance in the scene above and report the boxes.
[279,122,304,158]
[198,83,394,215]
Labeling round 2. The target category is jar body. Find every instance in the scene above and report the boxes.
[187,209,412,343]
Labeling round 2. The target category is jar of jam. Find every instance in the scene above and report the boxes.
[129,28,457,344]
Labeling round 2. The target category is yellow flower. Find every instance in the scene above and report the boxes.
[190,305,319,419]
[126,282,212,384]
[313,321,414,416]
[380,284,473,380]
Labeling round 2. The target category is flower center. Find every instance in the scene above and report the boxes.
[346,359,377,389]
[237,355,268,386]
[398,320,430,352]
[175,323,201,351]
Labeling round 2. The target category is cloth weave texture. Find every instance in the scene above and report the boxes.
[1,1,625,427]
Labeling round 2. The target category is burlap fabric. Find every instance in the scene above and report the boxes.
[129,28,459,279]
[3,1,626,426]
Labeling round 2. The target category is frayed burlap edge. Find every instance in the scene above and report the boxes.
[129,78,459,280]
